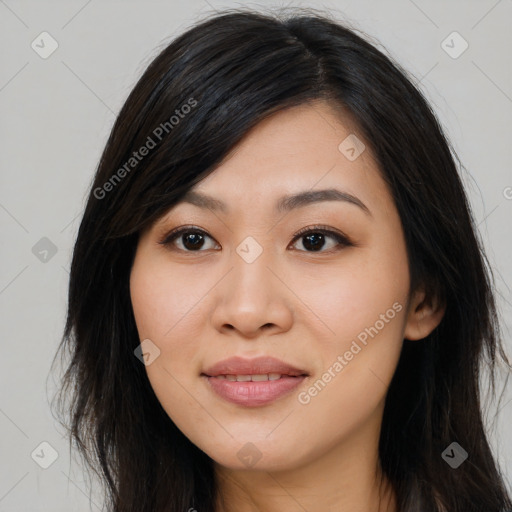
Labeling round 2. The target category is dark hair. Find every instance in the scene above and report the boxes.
[51,7,512,512]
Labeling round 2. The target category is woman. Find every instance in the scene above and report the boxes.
[52,7,512,511]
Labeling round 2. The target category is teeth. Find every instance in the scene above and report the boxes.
[251,374,270,381]
[214,373,284,381]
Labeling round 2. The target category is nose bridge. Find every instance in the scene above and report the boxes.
[210,233,292,335]
[229,234,275,304]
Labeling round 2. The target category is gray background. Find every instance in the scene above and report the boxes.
[1,0,511,510]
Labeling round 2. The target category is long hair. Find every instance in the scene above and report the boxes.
[51,7,512,511]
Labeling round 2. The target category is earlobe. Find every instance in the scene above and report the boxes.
[403,289,446,341]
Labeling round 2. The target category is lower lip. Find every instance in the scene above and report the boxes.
[203,375,306,407]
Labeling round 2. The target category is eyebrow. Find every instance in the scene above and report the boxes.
[179,188,371,216]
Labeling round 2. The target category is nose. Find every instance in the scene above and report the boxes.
[210,249,294,339]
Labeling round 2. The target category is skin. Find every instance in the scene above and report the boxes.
[129,100,445,512]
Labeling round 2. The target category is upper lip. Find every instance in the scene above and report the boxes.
[202,356,308,377]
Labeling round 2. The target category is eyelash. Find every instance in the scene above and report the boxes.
[158,224,353,254]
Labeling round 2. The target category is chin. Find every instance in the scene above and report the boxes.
[199,437,311,473]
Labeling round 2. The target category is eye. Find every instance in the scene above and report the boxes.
[159,224,352,253]
[159,226,219,252]
[289,225,352,253]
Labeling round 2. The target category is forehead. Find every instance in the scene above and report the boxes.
[176,101,390,218]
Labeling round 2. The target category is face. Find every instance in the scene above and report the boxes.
[130,100,425,473]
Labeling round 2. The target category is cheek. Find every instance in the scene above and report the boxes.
[129,250,195,382]
[130,255,209,429]
[293,237,409,408]
[295,242,409,347]
[291,269,408,453]
[130,250,205,342]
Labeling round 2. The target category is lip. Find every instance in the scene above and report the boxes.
[201,356,308,407]
[202,356,308,377]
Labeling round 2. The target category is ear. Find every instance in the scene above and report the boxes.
[404,288,446,341]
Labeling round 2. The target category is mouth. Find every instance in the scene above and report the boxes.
[204,373,306,381]
[202,355,308,378]
[201,374,307,407]
[201,356,309,407]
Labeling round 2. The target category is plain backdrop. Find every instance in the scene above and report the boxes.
[1,0,511,510]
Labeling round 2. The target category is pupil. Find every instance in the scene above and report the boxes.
[304,233,324,251]
[183,233,203,250]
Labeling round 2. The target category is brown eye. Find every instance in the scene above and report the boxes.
[159,227,219,252]
[289,225,352,253]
